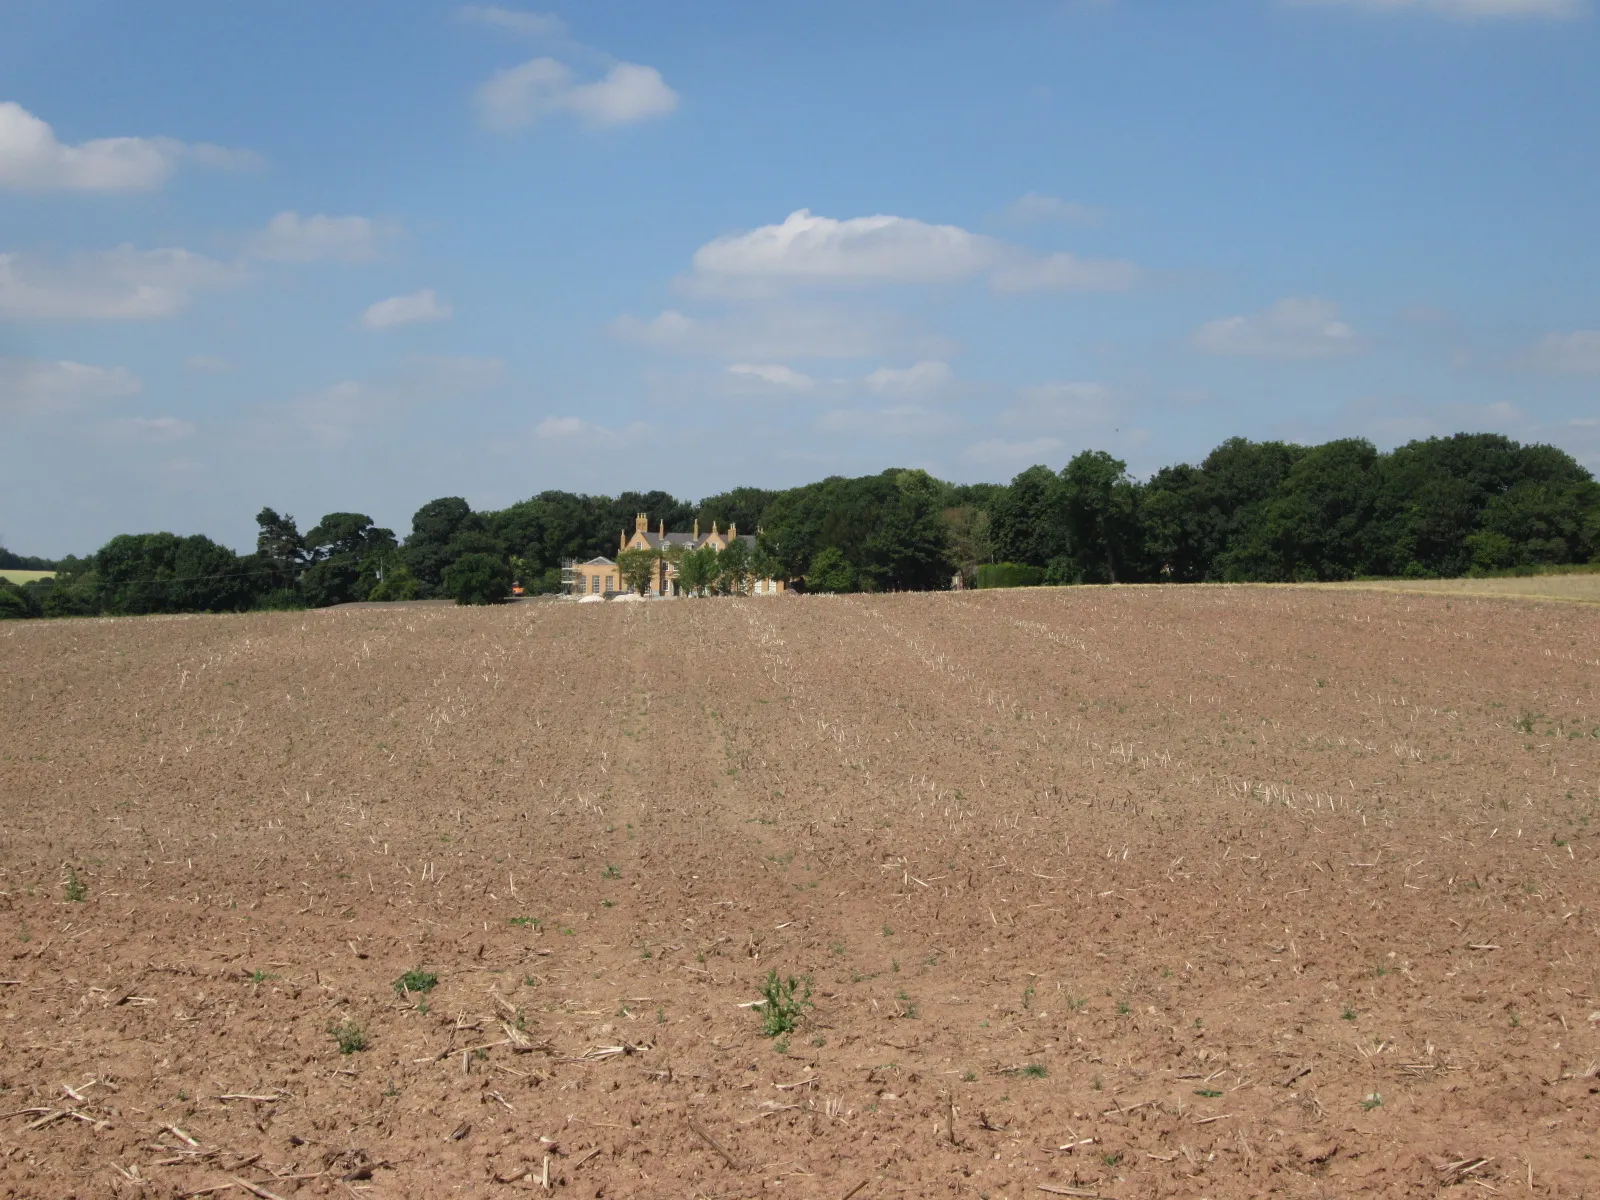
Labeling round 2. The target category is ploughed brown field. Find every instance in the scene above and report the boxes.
[2,586,1598,1200]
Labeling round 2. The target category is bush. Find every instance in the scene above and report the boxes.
[366,564,421,602]
[442,552,512,605]
[253,588,309,612]
[975,562,1045,589]
[0,578,37,619]
[805,546,857,594]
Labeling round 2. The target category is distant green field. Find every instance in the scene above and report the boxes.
[0,570,54,585]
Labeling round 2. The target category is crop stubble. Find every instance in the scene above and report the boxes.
[0,586,1597,1197]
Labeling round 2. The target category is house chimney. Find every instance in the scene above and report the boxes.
[693,518,699,540]
[659,518,665,538]
[635,512,648,534]
[729,522,738,538]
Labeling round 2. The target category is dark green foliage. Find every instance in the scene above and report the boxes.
[1055,450,1142,583]
[803,546,857,593]
[0,546,55,571]
[697,487,778,535]
[861,470,952,590]
[616,547,659,595]
[0,578,38,619]
[94,532,259,614]
[1256,438,1379,581]
[715,537,751,594]
[365,560,421,602]
[13,430,1595,621]
[403,496,478,590]
[989,464,1068,567]
[299,512,398,606]
[674,545,720,595]
[254,507,307,590]
[975,563,1044,589]
[442,552,512,605]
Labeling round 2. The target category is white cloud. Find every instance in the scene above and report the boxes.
[531,415,651,447]
[100,416,195,442]
[185,355,232,373]
[687,209,1140,295]
[0,246,236,319]
[1003,193,1100,224]
[864,360,954,396]
[817,404,959,437]
[990,252,1141,293]
[0,357,141,414]
[534,415,588,438]
[249,212,395,263]
[613,305,943,361]
[1002,381,1114,430]
[1286,0,1579,18]
[1532,330,1600,374]
[1191,297,1363,359]
[693,209,994,286]
[962,436,1065,468]
[360,288,452,330]
[0,101,258,192]
[476,58,678,130]
[726,363,816,390]
[460,5,566,35]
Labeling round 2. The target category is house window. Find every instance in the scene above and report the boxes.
[591,575,600,594]
[606,575,615,593]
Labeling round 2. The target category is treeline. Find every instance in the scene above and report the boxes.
[2,432,1596,619]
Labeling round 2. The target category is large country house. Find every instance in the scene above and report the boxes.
[567,514,789,598]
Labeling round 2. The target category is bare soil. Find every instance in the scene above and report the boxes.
[1,586,1597,1199]
[1326,574,1600,606]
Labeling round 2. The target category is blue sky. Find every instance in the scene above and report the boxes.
[2,0,1597,555]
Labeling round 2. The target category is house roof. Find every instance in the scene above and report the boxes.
[580,556,616,566]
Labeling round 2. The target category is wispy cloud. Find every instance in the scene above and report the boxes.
[360,289,452,330]
[1531,330,1600,374]
[99,415,195,442]
[0,101,259,192]
[613,304,948,362]
[962,436,1065,468]
[864,360,954,396]
[0,247,238,320]
[476,58,679,130]
[0,356,140,414]
[726,363,817,390]
[459,5,567,36]
[1191,297,1363,359]
[1001,381,1115,431]
[816,404,959,438]
[248,212,398,263]
[1002,192,1100,224]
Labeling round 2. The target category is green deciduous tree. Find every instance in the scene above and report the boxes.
[674,545,718,596]
[715,538,751,594]
[804,546,857,593]
[616,547,660,595]
[442,552,512,605]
